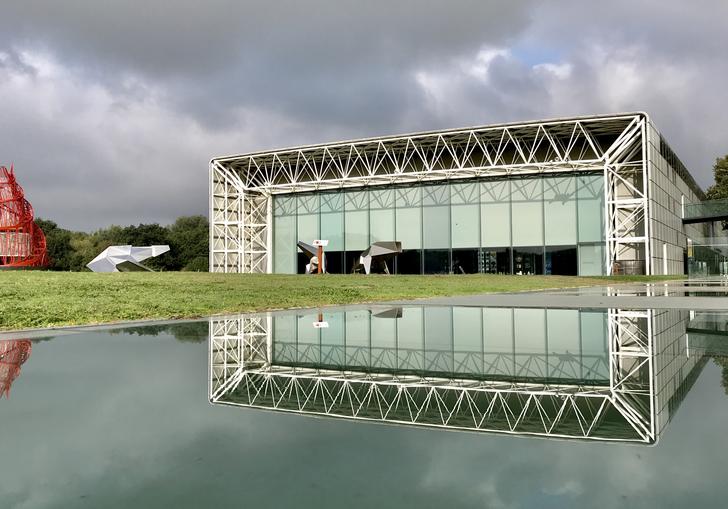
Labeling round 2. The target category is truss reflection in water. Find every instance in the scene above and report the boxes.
[0,339,32,398]
[209,306,708,444]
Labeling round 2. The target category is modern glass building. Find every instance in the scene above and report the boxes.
[209,112,710,275]
[209,305,705,443]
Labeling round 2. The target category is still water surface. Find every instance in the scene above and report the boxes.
[2,306,728,508]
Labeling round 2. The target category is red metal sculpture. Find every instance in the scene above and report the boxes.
[0,165,48,268]
[0,340,32,398]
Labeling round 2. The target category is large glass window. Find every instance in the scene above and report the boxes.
[371,311,397,370]
[579,243,605,275]
[453,307,483,375]
[273,195,296,274]
[272,175,606,275]
[320,312,345,367]
[395,187,422,250]
[481,180,511,247]
[546,309,580,381]
[296,312,320,364]
[483,247,511,274]
[545,246,577,275]
[483,307,514,377]
[577,175,604,243]
[451,182,479,248]
[345,251,361,274]
[345,310,370,368]
[544,176,577,245]
[324,252,345,274]
[296,194,319,245]
[511,179,543,247]
[320,192,344,251]
[451,249,480,274]
[514,308,546,379]
[513,247,543,275]
[424,250,450,274]
[424,307,453,373]
[369,188,396,243]
[423,184,450,249]
[319,192,345,273]
[345,190,369,251]
[580,311,608,381]
[272,315,296,363]
[396,307,423,371]
[396,249,422,274]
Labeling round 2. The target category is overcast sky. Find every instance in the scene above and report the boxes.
[1,1,727,231]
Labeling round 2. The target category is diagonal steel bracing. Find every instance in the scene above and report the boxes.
[209,308,657,443]
[210,113,651,274]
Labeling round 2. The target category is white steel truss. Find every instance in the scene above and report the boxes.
[209,307,657,443]
[210,113,651,274]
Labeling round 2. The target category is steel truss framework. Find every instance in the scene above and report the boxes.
[210,113,651,274]
[209,308,656,443]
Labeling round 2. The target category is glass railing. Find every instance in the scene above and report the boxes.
[684,198,728,222]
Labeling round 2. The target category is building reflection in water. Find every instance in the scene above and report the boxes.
[0,340,32,398]
[209,306,720,444]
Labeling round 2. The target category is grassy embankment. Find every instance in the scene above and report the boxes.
[0,271,683,331]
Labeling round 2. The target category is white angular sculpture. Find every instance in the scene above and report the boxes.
[86,245,170,273]
[357,241,402,274]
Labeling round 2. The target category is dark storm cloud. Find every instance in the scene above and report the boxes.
[0,0,726,229]
[0,0,534,128]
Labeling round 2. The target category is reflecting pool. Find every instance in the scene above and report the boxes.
[2,306,728,508]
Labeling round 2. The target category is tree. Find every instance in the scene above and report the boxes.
[35,219,78,270]
[33,216,209,271]
[713,356,728,395]
[119,223,172,270]
[167,215,209,271]
[706,154,728,199]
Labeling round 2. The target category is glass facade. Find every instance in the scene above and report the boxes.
[271,306,609,383]
[273,174,606,275]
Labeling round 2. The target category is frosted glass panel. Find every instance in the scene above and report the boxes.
[345,190,369,250]
[395,187,422,249]
[321,312,345,366]
[296,214,318,245]
[345,310,370,367]
[483,308,514,376]
[273,215,296,273]
[296,194,319,244]
[370,188,395,243]
[580,311,608,380]
[514,308,546,378]
[453,307,482,374]
[423,184,450,249]
[451,182,479,248]
[546,309,580,379]
[272,315,296,363]
[424,307,453,372]
[544,176,577,245]
[273,195,297,273]
[397,307,423,371]
[511,179,543,247]
[320,193,344,251]
[371,314,396,348]
[481,180,511,247]
[579,243,605,275]
[578,175,604,242]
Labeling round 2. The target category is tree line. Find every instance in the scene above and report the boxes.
[35,215,208,271]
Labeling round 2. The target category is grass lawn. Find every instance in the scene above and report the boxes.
[0,271,683,331]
